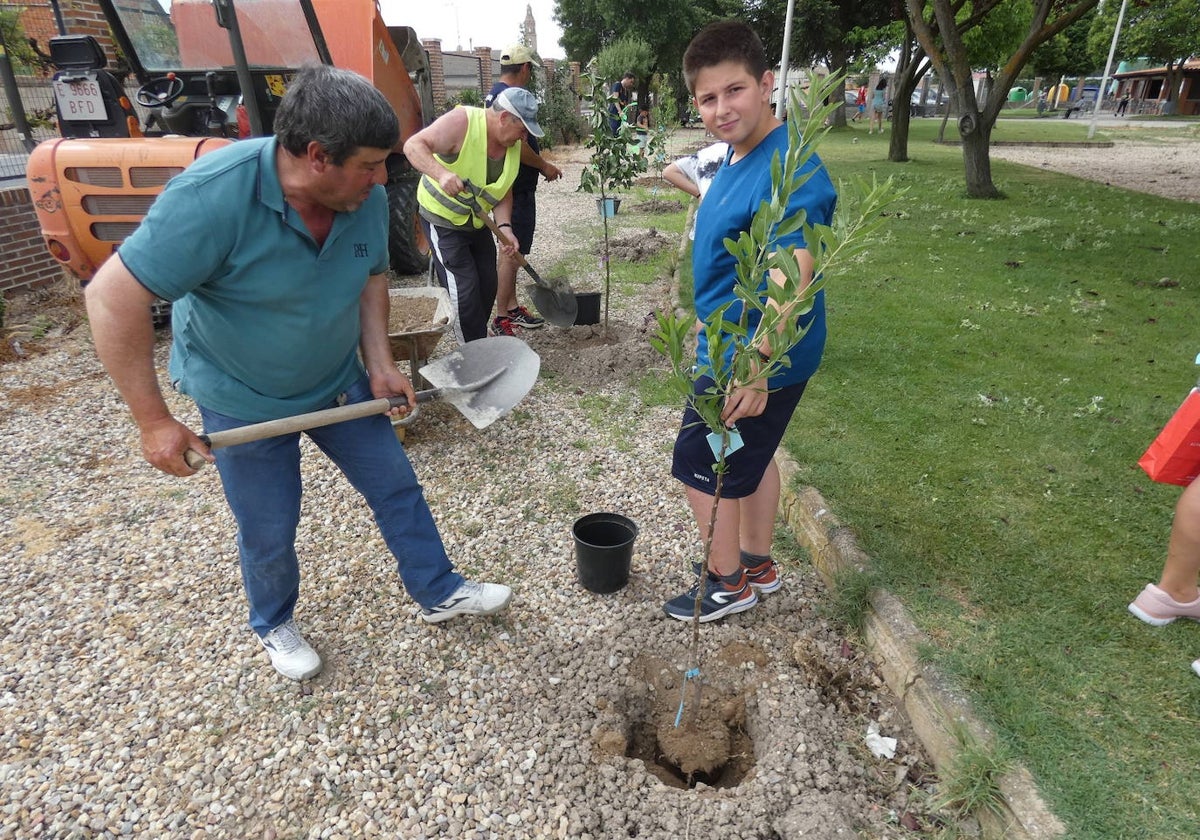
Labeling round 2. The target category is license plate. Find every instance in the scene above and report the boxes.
[53,76,109,121]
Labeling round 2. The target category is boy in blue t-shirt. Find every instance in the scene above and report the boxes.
[663,20,837,622]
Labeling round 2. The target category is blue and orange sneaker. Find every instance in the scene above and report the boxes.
[742,554,781,594]
[663,568,758,622]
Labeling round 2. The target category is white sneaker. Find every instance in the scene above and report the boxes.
[260,619,322,680]
[420,580,513,624]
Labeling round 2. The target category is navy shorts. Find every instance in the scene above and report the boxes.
[671,376,809,499]
[510,189,536,256]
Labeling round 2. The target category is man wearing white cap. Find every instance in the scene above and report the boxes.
[484,44,562,337]
[404,86,544,344]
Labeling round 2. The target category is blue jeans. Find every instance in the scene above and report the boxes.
[199,376,462,636]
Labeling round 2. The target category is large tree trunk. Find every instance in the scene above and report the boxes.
[886,26,927,163]
[830,43,850,128]
[960,112,999,198]
[889,97,912,161]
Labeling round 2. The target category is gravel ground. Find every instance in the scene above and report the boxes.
[0,131,935,839]
[990,129,1200,203]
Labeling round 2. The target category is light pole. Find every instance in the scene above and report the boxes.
[1088,0,1128,139]
[775,0,796,120]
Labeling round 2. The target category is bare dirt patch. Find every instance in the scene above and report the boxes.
[1,279,87,363]
[991,135,1200,203]
[523,318,667,387]
[595,227,674,263]
[628,198,685,214]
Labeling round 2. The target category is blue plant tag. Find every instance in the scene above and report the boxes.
[707,426,744,459]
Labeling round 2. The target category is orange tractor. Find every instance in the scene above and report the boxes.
[26,0,434,289]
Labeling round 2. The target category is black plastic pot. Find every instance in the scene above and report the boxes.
[573,291,601,325]
[573,512,637,594]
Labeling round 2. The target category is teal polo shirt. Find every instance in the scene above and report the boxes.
[119,137,390,422]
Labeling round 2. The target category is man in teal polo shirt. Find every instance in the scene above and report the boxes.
[85,65,512,682]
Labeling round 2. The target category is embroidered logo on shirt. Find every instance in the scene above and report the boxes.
[354,243,369,258]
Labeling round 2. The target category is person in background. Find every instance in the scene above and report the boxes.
[83,66,512,681]
[1129,477,1200,678]
[608,72,636,135]
[662,140,729,239]
[853,82,867,122]
[662,20,837,622]
[1115,91,1131,117]
[483,44,563,337]
[405,86,544,344]
[869,76,887,134]
[635,107,651,152]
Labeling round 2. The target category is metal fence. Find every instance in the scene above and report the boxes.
[1,2,64,180]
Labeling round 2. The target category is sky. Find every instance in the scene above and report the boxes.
[378,0,567,60]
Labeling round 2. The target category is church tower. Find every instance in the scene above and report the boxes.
[522,3,537,53]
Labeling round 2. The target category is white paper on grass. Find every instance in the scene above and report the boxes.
[865,721,897,759]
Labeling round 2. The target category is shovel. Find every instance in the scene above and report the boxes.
[462,184,578,328]
[183,335,539,469]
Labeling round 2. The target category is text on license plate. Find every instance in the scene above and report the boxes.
[53,77,109,121]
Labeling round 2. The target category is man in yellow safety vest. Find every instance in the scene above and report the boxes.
[404,87,544,344]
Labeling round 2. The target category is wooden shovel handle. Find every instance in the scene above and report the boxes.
[183,391,438,470]
[473,206,532,270]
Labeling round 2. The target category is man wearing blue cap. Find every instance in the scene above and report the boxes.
[405,86,545,344]
[484,44,562,337]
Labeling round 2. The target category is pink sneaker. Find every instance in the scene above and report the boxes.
[1128,584,1200,627]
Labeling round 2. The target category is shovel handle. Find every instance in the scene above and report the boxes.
[183,390,440,470]
[461,183,540,276]
[473,206,535,267]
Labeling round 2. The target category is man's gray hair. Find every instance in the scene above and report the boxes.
[274,65,400,164]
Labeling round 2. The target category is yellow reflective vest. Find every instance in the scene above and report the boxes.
[417,107,520,227]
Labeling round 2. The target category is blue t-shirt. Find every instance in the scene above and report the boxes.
[692,124,837,387]
[119,137,390,421]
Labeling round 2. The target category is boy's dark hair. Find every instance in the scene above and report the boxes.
[683,20,769,94]
[623,72,636,81]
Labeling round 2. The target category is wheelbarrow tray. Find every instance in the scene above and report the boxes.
[388,287,455,363]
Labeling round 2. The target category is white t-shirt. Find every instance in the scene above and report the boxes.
[674,142,729,200]
[674,142,729,239]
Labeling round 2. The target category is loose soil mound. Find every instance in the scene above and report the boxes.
[628,199,685,214]
[1,280,86,363]
[595,228,674,263]
[524,319,667,387]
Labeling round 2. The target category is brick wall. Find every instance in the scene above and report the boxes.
[475,47,494,93]
[423,39,446,111]
[0,187,67,296]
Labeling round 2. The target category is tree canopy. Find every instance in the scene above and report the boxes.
[903,0,1100,197]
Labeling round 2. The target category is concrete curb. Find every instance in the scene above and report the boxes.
[775,452,1067,839]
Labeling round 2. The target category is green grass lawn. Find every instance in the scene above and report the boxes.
[785,124,1200,838]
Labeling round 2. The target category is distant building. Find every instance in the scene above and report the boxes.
[1113,57,1200,116]
[523,4,537,56]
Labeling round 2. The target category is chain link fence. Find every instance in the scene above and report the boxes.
[1,2,63,180]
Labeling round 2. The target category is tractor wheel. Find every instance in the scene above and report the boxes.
[386,159,429,276]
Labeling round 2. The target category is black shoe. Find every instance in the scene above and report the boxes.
[507,306,545,329]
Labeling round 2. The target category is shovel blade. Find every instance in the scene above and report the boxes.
[418,335,540,429]
[527,283,578,328]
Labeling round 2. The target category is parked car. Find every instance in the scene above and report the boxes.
[910,89,949,117]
